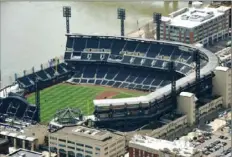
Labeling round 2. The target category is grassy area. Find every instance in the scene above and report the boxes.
[27,83,145,123]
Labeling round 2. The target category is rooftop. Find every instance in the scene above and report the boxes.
[162,4,230,28]
[0,124,47,142]
[52,125,122,143]
[7,149,43,157]
[130,135,201,157]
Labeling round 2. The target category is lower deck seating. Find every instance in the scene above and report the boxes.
[71,62,184,91]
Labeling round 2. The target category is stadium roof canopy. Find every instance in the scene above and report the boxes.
[53,108,82,126]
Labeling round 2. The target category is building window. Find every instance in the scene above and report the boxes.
[76,148,84,152]
[85,145,93,149]
[59,139,66,142]
[68,146,75,150]
[50,136,57,140]
[58,144,66,147]
[68,141,75,144]
[76,143,84,147]
[95,147,100,151]
[85,150,92,154]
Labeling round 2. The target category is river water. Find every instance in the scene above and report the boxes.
[0,1,190,87]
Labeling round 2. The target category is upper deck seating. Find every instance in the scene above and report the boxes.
[135,42,150,53]
[66,37,74,49]
[73,38,87,52]
[99,38,113,49]
[124,41,138,52]
[86,38,99,49]
[147,44,162,58]
[36,71,48,80]
[111,39,126,55]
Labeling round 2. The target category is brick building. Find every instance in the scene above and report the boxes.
[160,2,230,45]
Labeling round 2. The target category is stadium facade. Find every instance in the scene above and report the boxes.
[63,34,218,123]
[0,33,230,131]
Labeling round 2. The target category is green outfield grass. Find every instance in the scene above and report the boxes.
[27,83,145,123]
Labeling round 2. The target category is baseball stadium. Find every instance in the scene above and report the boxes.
[0,32,219,129]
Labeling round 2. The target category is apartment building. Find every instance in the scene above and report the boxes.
[49,126,126,157]
[129,135,202,157]
[160,2,230,45]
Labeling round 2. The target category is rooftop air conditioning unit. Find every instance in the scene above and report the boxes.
[192,1,203,9]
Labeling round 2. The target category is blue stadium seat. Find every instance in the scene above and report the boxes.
[154,60,164,68]
[124,41,138,52]
[105,67,119,80]
[64,52,72,60]
[142,85,150,90]
[81,79,87,83]
[120,82,129,88]
[151,78,162,86]
[86,38,99,49]
[135,42,150,53]
[72,52,81,57]
[99,38,113,49]
[143,59,152,67]
[111,39,126,54]
[95,80,102,85]
[73,37,87,52]
[113,82,122,88]
[27,73,37,82]
[171,49,182,60]
[175,63,183,71]
[133,57,142,65]
[66,37,74,49]
[45,68,55,78]
[147,43,161,58]
[101,80,108,85]
[126,70,139,83]
[160,45,174,56]
[134,72,148,84]
[128,84,136,89]
[57,65,66,74]
[36,71,49,80]
[92,53,101,60]
[181,52,191,61]
[83,65,96,78]
[122,56,132,64]
[96,65,108,78]
[160,80,170,86]
[107,81,115,86]
[88,79,95,84]
[73,79,80,83]
[81,53,89,60]
[143,77,154,85]
[114,69,129,81]
[17,77,32,87]
[135,84,142,89]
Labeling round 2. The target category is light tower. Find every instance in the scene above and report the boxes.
[117,8,126,36]
[63,6,71,34]
[153,13,162,40]
[35,78,41,123]
[169,61,176,108]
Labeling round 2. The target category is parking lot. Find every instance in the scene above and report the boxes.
[179,110,231,157]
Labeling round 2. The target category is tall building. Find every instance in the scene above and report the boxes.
[160,2,230,45]
[49,126,125,157]
[129,135,202,157]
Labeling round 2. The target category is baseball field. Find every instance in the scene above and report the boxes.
[27,83,146,123]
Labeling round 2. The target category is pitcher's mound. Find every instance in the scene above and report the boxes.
[95,91,119,99]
